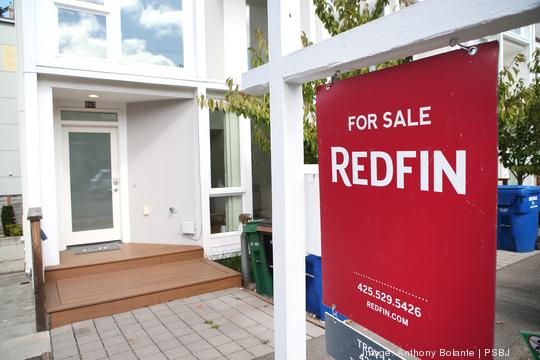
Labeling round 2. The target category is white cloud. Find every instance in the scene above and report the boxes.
[120,0,141,13]
[59,13,107,58]
[139,4,182,37]
[122,38,175,66]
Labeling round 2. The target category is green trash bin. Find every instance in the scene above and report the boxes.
[244,220,273,297]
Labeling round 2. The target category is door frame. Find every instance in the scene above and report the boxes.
[61,116,122,246]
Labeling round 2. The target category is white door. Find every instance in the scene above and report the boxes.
[63,126,121,245]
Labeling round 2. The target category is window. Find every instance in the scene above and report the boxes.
[210,196,242,234]
[121,0,184,67]
[210,111,241,188]
[58,8,107,58]
[61,111,118,122]
[209,111,243,234]
[0,0,14,20]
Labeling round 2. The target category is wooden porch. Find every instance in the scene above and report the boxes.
[44,243,241,328]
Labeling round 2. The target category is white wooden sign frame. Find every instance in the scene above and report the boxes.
[240,0,540,359]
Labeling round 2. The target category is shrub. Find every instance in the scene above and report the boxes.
[5,223,22,236]
[1,205,16,236]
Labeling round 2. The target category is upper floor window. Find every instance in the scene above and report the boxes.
[58,8,107,58]
[0,0,14,20]
[121,0,184,67]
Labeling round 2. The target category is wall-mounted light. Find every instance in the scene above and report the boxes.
[88,94,99,98]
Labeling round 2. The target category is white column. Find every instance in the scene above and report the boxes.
[267,1,306,359]
[38,85,60,266]
[16,0,41,271]
[223,0,249,80]
[19,73,40,272]
[197,87,212,255]
[194,0,207,78]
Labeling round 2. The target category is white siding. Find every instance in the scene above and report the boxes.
[0,20,20,196]
[126,99,202,246]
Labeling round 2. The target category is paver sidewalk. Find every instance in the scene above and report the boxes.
[496,249,539,270]
[51,288,324,360]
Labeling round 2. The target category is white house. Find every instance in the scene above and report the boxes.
[14,0,330,270]
[14,0,540,272]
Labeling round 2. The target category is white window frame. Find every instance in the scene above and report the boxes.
[54,0,111,60]
[41,0,195,77]
[208,110,253,239]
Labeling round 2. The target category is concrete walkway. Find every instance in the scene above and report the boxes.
[0,271,52,359]
[51,288,324,360]
[0,271,35,341]
[494,252,540,359]
[4,249,535,360]
[496,249,540,270]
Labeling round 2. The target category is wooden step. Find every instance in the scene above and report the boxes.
[45,243,203,281]
[46,258,241,328]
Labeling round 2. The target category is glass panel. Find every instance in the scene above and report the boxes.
[0,0,14,19]
[69,132,114,232]
[58,8,107,58]
[210,196,242,234]
[121,0,184,67]
[251,121,272,219]
[210,111,241,188]
[61,111,118,122]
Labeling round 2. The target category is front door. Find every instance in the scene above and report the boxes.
[63,126,121,245]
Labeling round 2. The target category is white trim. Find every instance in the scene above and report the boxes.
[117,103,131,244]
[197,87,212,255]
[38,84,61,266]
[503,31,531,47]
[239,115,253,217]
[209,187,245,197]
[210,230,242,239]
[36,64,228,91]
[40,76,197,100]
[53,0,110,15]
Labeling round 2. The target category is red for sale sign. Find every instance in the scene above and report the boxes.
[317,42,498,359]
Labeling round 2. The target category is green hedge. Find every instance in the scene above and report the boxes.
[1,205,16,236]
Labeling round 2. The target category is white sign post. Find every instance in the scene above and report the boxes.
[265,1,307,360]
[240,1,540,359]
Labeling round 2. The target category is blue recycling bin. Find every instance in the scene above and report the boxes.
[305,254,346,320]
[497,185,540,252]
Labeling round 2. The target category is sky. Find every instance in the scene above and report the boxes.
[57,0,184,67]
[58,8,107,58]
[121,0,184,67]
